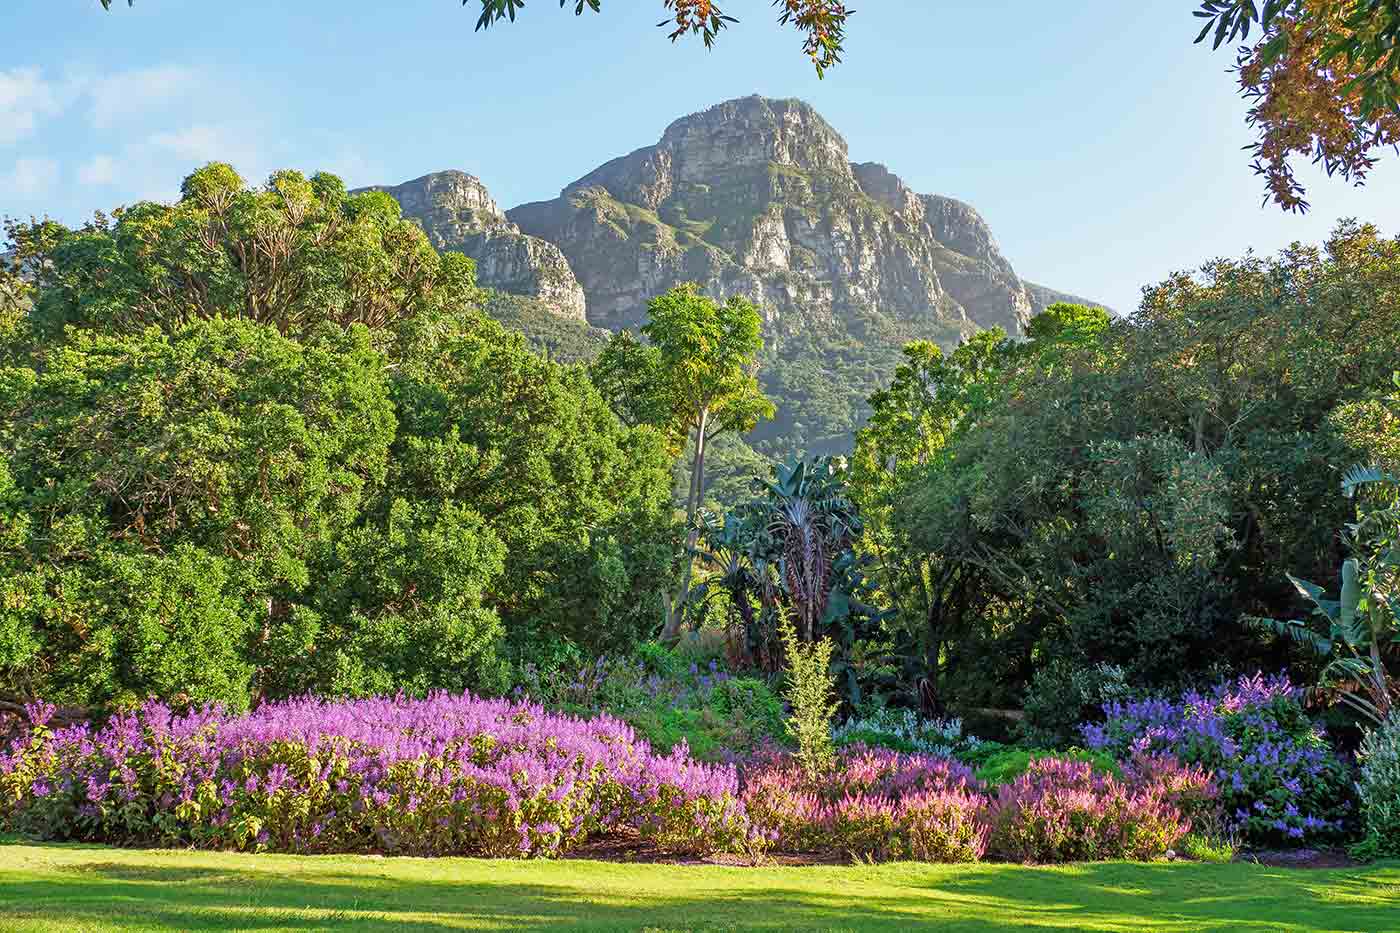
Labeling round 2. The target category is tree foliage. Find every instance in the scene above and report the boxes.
[1196,0,1400,211]
[592,284,772,640]
[859,225,1400,728]
[99,0,851,76]
[470,0,851,75]
[0,165,675,711]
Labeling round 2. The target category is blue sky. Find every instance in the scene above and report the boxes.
[2,0,1397,313]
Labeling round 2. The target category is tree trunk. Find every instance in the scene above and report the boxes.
[662,409,710,643]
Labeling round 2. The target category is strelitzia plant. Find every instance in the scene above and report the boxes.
[1247,465,1400,727]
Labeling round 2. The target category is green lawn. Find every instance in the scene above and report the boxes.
[0,841,1397,933]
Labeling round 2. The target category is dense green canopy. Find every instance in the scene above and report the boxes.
[852,222,1400,738]
[0,165,676,711]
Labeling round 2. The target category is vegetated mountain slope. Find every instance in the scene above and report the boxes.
[373,96,1105,458]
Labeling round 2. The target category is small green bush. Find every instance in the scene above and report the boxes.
[777,611,838,776]
[512,644,786,762]
[713,677,786,743]
[835,726,919,754]
[1178,832,1235,863]
[1018,660,1134,748]
[833,706,979,757]
[975,747,1121,787]
[953,740,1010,770]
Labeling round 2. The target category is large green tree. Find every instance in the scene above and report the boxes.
[0,164,675,711]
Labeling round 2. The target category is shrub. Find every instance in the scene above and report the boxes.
[1018,660,1135,748]
[986,756,1214,863]
[511,645,785,762]
[1082,673,1354,846]
[974,747,1121,787]
[833,706,979,758]
[1356,712,1400,858]
[1123,752,1222,833]
[0,694,751,858]
[952,739,1011,769]
[741,745,988,861]
[776,611,837,776]
[1178,832,1236,863]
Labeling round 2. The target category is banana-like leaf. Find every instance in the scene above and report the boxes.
[1323,655,1381,683]
[1314,597,1342,619]
[1287,574,1338,621]
[1287,573,1326,601]
[1244,615,1333,656]
[1339,559,1367,645]
[821,588,852,626]
[1343,464,1400,498]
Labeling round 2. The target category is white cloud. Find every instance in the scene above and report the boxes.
[0,67,63,146]
[0,64,204,147]
[149,124,228,162]
[78,154,118,185]
[148,124,264,180]
[2,157,60,197]
[87,65,197,129]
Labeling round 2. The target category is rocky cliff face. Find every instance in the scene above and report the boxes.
[365,97,1103,456]
[506,96,1077,342]
[360,171,588,321]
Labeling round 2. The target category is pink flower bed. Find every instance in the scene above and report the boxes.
[0,693,749,857]
[2,697,1218,864]
[741,745,989,861]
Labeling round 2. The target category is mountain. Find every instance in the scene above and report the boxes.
[370,96,1104,458]
[358,171,587,321]
[1023,281,1106,317]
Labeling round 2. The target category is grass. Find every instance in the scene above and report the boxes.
[0,840,1396,932]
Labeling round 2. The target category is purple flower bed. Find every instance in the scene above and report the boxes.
[1081,673,1354,845]
[2,676,1330,863]
[739,745,1211,863]
[987,754,1217,863]
[0,693,750,857]
[741,745,990,861]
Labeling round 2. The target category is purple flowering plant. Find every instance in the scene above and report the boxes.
[740,744,990,861]
[1080,673,1354,845]
[0,692,753,858]
[986,754,1216,863]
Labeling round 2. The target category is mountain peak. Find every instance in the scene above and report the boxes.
[658,96,849,180]
[365,96,1105,455]
[368,170,505,223]
[355,171,587,321]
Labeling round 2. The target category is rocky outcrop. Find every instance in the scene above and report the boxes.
[1023,281,1111,317]
[507,96,1091,341]
[359,171,587,321]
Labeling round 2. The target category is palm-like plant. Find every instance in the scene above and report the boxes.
[1247,465,1400,726]
[762,458,861,642]
[690,509,772,667]
[693,457,887,702]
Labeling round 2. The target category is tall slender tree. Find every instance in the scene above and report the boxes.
[592,283,772,641]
